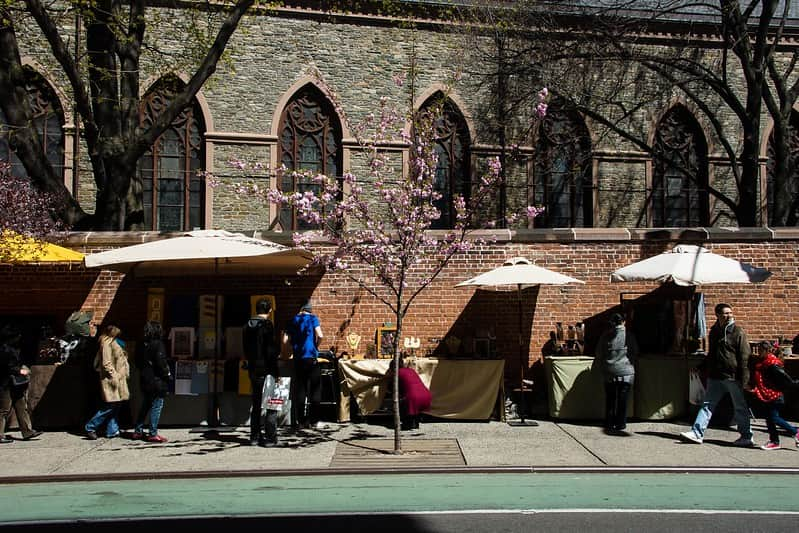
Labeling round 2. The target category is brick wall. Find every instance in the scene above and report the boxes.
[3,228,799,388]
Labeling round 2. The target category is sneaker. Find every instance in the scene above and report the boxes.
[106,431,120,439]
[131,432,145,440]
[0,436,13,444]
[86,431,98,440]
[680,430,703,444]
[146,434,168,443]
[22,430,43,441]
[732,437,754,447]
[760,441,781,450]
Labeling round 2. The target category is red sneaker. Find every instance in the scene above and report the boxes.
[147,434,168,443]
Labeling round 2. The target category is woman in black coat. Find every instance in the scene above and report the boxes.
[133,321,171,443]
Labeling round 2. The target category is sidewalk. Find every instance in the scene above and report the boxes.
[2,416,798,480]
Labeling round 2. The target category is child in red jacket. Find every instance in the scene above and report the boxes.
[750,341,799,450]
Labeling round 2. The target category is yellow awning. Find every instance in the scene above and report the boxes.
[1,230,84,263]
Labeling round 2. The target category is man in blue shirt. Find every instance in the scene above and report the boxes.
[283,301,324,429]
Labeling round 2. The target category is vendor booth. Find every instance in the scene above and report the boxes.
[542,246,774,422]
[338,357,505,421]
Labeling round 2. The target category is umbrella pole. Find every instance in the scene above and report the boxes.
[211,259,220,427]
[508,284,538,427]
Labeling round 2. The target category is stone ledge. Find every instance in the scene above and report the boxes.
[63,226,799,249]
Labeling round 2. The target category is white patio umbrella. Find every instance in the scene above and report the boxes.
[610,244,772,286]
[84,230,314,426]
[84,229,313,275]
[610,244,771,355]
[456,257,584,426]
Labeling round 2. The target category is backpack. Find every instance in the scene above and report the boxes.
[243,317,277,377]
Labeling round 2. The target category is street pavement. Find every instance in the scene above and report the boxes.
[2,417,799,530]
[1,417,798,478]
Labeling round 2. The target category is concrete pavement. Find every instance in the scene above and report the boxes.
[1,417,798,480]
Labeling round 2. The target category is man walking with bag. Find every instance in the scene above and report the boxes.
[680,303,754,447]
[243,298,279,447]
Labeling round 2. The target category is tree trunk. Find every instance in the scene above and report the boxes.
[393,304,404,454]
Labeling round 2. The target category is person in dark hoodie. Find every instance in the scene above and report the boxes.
[681,303,754,447]
[243,298,279,447]
[132,321,171,443]
[596,313,637,434]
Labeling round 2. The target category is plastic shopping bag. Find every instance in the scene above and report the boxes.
[261,375,291,426]
[688,368,706,406]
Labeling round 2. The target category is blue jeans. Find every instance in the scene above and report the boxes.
[135,395,165,436]
[85,402,121,437]
[691,378,752,440]
[758,398,797,444]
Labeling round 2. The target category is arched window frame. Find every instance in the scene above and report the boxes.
[277,84,343,231]
[0,68,65,180]
[651,105,709,227]
[418,94,471,230]
[766,110,799,226]
[532,102,593,228]
[137,76,206,231]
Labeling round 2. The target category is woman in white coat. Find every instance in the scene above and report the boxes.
[84,325,130,439]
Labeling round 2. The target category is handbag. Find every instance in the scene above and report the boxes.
[688,368,706,406]
[261,375,292,426]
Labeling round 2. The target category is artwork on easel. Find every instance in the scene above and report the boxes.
[376,326,397,359]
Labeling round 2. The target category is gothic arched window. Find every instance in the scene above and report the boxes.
[278,84,343,231]
[419,94,470,229]
[0,69,64,179]
[533,101,592,228]
[766,110,799,226]
[137,76,206,231]
[652,105,708,227]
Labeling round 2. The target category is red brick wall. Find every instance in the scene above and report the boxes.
[3,229,799,387]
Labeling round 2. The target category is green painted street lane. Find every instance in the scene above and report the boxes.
[2,473,799,524]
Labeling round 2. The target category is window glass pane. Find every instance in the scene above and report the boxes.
[137,76,205,230]
[0,71,64,180]
[421,96,470,230]
[534,102,591,228]
[653,106,707,227]
[278,85,343,230]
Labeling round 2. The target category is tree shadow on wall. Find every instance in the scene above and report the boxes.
[440,286,540,389]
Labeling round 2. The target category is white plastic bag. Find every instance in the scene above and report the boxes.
[688,368,706,406]
[261,375,291,426]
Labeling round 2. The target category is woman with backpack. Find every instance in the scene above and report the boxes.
[750,340,799,450]
[132,321,171,443]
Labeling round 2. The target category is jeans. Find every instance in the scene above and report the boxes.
[85,402,121,437]
[134,395,165,436]
[758,398,797,444]
[604,379,632,431]
[691,378,752,440]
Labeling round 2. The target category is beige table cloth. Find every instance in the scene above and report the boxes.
[338,357,504,420]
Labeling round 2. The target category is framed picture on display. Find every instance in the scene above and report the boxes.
[170,327,195,359]
[376,326,397,359]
